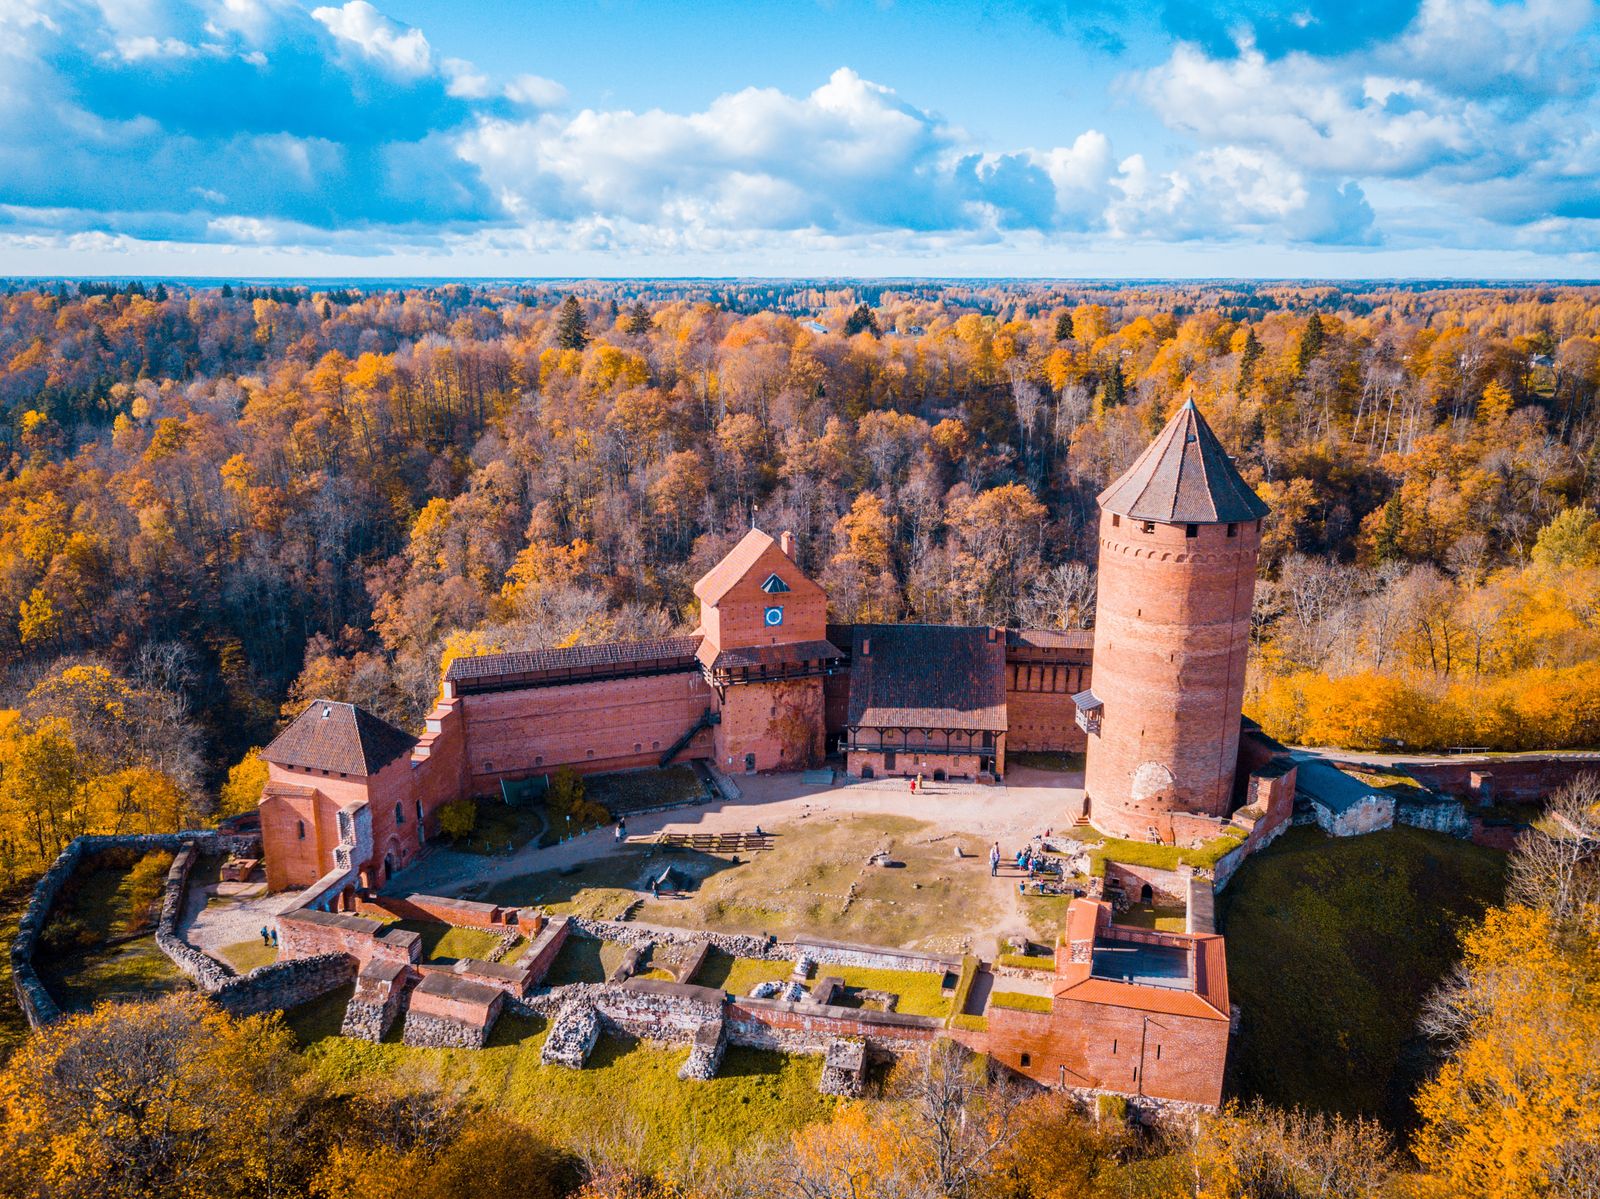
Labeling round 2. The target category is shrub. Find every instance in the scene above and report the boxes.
[437,798,476,842]
[1096,1093,1129,1124]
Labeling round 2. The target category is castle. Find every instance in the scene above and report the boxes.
[259,401,1267,895]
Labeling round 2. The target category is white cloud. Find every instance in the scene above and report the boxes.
[311,0,431,76]
[504,73,568,108]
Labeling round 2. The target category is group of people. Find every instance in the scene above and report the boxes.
[988,838,1062,897]
[257,925,279,948]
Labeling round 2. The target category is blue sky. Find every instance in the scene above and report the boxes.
[0,0,1597,277]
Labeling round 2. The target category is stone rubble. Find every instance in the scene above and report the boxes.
[541,999,602,1068]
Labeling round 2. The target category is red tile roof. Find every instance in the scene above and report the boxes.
[261,700,417,778]
[1007,628,1095,651]
[693,528,777,606]
[1098,400,1270,525]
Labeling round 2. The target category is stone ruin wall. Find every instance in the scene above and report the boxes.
[12,831,355,1031]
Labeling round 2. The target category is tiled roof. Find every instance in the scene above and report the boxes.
[445,636,701,683]
[1007,628,1095,650]
[705,639,842,671]
[693,528,777,606]
[847,624,1008,732]
[261,700,417,778]
[1098,400,1270,524]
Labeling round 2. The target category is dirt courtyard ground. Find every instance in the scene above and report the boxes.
[396,765,1086,957]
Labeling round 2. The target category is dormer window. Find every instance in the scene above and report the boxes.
[760,573,791,594]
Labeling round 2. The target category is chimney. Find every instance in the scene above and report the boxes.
[861,637,871,657]
[779,530,795,559]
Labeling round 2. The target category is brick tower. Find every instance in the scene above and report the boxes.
[1078,401,1269,841]
[693,528,840,773]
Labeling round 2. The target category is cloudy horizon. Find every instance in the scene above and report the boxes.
[2,0,1597,277]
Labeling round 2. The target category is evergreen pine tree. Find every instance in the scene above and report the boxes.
[1297,312,1325,375]
[1374,492,1405,563]
[843,303,879,337]
[555,295,589,350]
[1238,328,1263,396]
[152,282,168,302]
[1101,360,1126,408]
[624,300,652,335]
[1054,310,1075,341]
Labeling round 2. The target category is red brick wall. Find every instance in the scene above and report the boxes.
[277,911,419,969]
[459,671,715,790]
[260,782,345,892]
[1084,514,1261,839]
[1404,756,1597,802]
[358,894,510,927]
[847,748,995,782]
[979,996,1228,1106]
[1005,657,1092,753]
[714,676,825,772]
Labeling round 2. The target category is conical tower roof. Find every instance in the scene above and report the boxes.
[1097,400,1270,524]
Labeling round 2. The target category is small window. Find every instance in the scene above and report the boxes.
[1141,521,1156,534]
[296,820,306,840]
[1112,513,1120,527]
[1020,1052,1031,1068]
[651,740,660,750]
[485,761,493,772]
[1227,522,1238,538]
[1185,523,1198,538]
[760,573,791,593]
[394,802,404,825]
[416,800,423,821]
[634,742,642,753]
[1156,1044,1162,1060]
[535,755,544,766]
[586,749,595,758]
[1112,1039,1117,1054]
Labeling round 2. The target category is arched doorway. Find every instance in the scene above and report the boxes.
[383,853,394,882]
[1140,883,1154,903]
[933,769,946,782]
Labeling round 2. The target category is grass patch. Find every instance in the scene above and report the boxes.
[384,919,506,964]
[455,797,547,855]
[216,939,278,973]
[949,1013,989,1032]
[39,935,190,1013]
[287,994,834,1168]
[1115,903,1187,933]
[1344,768,1427,794]
[989,991,1051,1013]
[542,937,632,986]
[820,966,952,1018]
[695,950,793,996]
[585,767,705,814]
[946,955,980,1024]
[1009,751,1086,772]
[996,953,1054,971]
[1089,828,1247,877]
[1219,824,1505,1130]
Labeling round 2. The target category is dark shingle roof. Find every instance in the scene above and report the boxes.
[445,636,702,684]
[262,700,417,778]
[1098,400,1270,524]
[847,624,1008,732]
[706,640,842,671]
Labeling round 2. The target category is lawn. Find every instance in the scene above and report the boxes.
[216,938,279,973]
[820,965,952,1017]
[479,814,1005,953]
[1089,828,1247,876]
[286,989,835,1170]
[1219,824,1505,1129]
[28,849,191,1016]
[1115,903,1187,932]
[1009,750,1086,772]
[585,766,706,814]
[541,937,633,986]
[455,796,547,855]
[39,935,191,1013]
[385,919,508,964]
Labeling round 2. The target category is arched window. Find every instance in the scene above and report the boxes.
[395,802,404,825]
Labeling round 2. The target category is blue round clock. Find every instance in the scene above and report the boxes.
[763,606,784,627]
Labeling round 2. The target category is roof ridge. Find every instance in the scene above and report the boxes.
[1097,400,1269,525]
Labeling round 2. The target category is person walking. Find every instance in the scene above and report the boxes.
[989,844,999,877]
[259,925,270,946]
